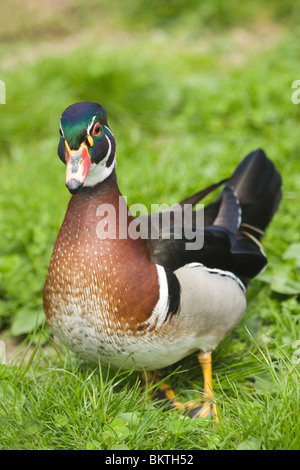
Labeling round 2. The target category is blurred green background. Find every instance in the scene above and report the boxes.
[0,0,299,339]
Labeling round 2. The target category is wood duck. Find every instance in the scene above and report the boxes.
[43,102,282,420]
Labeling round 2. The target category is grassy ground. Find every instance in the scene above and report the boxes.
[0,0,300,450]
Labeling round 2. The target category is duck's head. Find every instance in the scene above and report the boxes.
[58,102,116,194]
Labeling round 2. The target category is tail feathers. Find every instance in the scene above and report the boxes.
[229,148,282,237]
[180,148,282,237]
[193,149,282,280]
[207,148,282,280]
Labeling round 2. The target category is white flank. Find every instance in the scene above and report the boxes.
[186,262,246,293]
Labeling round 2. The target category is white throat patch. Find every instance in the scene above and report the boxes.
[84,126,116,187]
[83,153,116,187]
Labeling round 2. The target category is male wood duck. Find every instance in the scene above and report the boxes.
[43,102,282,420]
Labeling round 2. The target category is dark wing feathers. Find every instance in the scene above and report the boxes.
[212,185,241,232]
[138,149,282,283]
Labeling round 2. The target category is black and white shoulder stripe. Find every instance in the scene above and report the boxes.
[145,265,181,330]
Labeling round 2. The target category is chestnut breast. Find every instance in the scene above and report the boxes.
[43,179,159,332]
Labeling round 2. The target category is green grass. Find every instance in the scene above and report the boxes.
[0,0,300,450]
[1,330,299,450]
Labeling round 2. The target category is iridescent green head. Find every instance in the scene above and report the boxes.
[58,102,116,194]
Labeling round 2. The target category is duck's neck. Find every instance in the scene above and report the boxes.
[69,169,142,244]
[78,168,119,200]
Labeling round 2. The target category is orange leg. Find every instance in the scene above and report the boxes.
[195,352,219,421]
[141,352,219,421]
[141,370,186,411]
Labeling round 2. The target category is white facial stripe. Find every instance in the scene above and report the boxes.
[87,115,97,135]
[59,119,65,138]
[101,135,112,164]
[104,125,114,138]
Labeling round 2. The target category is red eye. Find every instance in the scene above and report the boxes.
[92,122,102,136]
